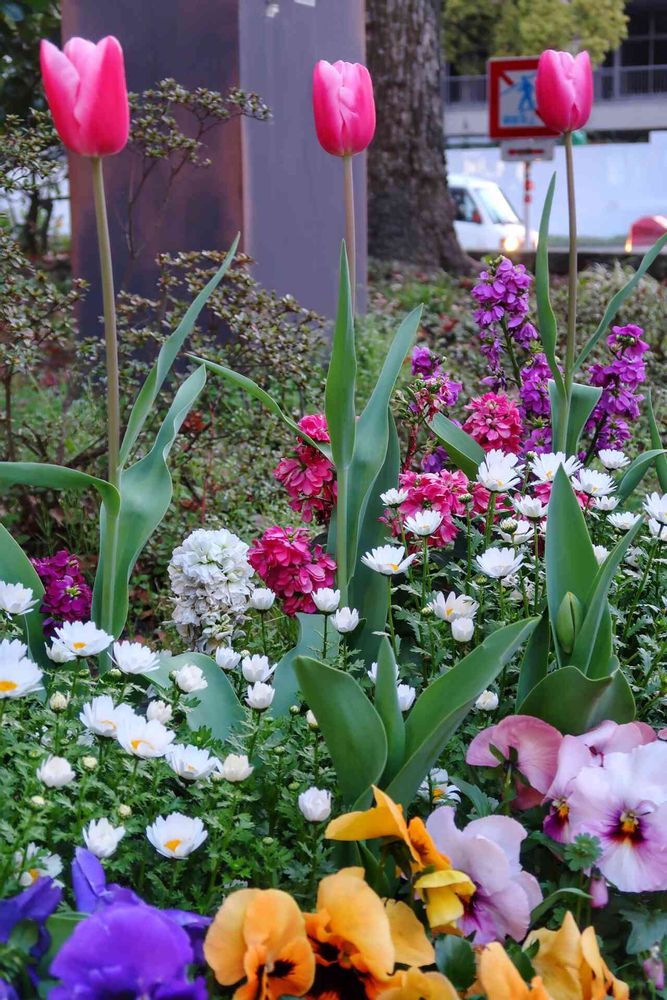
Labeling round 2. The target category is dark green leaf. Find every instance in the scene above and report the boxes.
[530,887,591,926]
[152,651,243,742]
[517,666,635,734]
[0,522,46,664]
[548,381,602,456]
[616,448,667,501]
[325,243,357,471]
[374,638,406,784]
[435,936,477,991]
[0,462,120,516]
[429,413,485,479]
[271,612,339,717]
[516,606,550,707]
[647,391,667,492]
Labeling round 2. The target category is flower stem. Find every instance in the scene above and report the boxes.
[260,614,268,657]
[387,578,397,655]
[91,155,120,640]
[485,493,497,545]
[336,466,349,607]
[322,614,328,660]
[343,154,356,313]
[560,131,578,452]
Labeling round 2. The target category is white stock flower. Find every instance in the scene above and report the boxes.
[146,813,208,859]
[498,519,534,545]
[592,496,619,512]
[572,469,615,498]
[218,753,254,782]
[116,716,175,759]
[0,582,37,615]
[598,449,629,470]
[83,818,126,859]
[475,690,499,711]
[608,512,641,532]
[476,450,523,492]
[46,640,76,663]
[397,683,416,712]
[405,509,443,536]
[428,591,478,622]
[451,618,475,643]
[361,544,416,576]
[513,495,547,520]
[593,545,610,566]
[146,700,173,725]
[476,547,524,579]
[332,607,360,633]
[245,682,275,710]
[241,655,276,684]
[215,647,241,671]
[380,488,409,507]
[53,621,113,657]
[36,755,76,788]
[530,452,581,484]
[644,492,667,525]
[312,588,341,613]
[112,640,160,675]
[250,588,276,611]
[173,664,208,693]
[649,518,667,542]
[0,657,43,700]
[80,696,137,738]
[15,843,63,886]
[167,744,220,782]
[298,787,332,822]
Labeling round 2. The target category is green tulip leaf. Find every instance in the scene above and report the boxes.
[325,243,357,472]
[152,651,243,742]
[647,391,667,492]
[429,413,485,480]
[374,638,406,785]
[271,612,339,717]
[295,656,387,804]
[517,665,635,734]
[535,173,564,393]
[516,605,551,707]
[548,381,602,457]
[0,462,120,517]
[0,521,47,664]
[616,448,667,502]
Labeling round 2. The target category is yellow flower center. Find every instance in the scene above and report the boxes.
[0,680,18,692]
[73,641,87,651]
[390,563,399,572]
[131,738,154,752]
[556,801,569,820]
[164,838,182,852]
[28,868,40,883]
[619,811,639,836]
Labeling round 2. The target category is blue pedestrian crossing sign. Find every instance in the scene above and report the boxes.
[488,57,558,139]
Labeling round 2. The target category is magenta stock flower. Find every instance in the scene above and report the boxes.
[274,414,336,525]
[463,393,523,454]
[427,807,541,944]
[395,468,477,547]
[31,549,92,633]
[248,525,336,616]
[467,715,563,809]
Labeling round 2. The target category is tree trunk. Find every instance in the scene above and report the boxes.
[366,0,471,273]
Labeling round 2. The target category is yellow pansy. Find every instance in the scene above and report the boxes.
[527,912,630,1000]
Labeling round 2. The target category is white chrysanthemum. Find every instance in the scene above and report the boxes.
[648,518,667,542]
[241,655,276,684]
[146,812,208,859]
[218,753,254,782]
[475,690,499,711]
[298,787,332,822]
[428,591,478,622]
[452,618,474,643]
[380,488,409,507]
[608,512,641,532]
[361,544,416,576]
[593,545,610,566]
[15,843,63,886]
[418,768,461,803]
[249,588,275,611]
[644,492,667,525]
[168,528,254,648]
[173,663,208,693]
[598,449,629,470]
[146,700,173,725]
[592,496,619,512]
[476,547,524,579]
[332,607,360,633]
[112,640,160,675]
[572,469,615,498]
[0,657,43,700]
[530,452,581,484]
[245,682,275,711]
[498,519,534,545]
[215,647,241,671]
[79,696,137,738]
[405,509,443,536]
[513,495,548,520]
[36,755,76,788]
[0,638,28,663]
[397,683,416,712]
[83,818,126,859]
[312,588,341,613]
[46,640,76,663]
[367,659,398,684]
[0,582,37,615]
[476,450,523,492]
[53,621,113,657]
[116,716,175,758]
[167,744,220,782]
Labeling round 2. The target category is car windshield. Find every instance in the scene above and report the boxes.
[474,185,519,225]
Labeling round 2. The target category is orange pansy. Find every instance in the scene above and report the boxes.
[204,886,315,1000]
[379,966,459,999]
[476,941,553,1000]
[527,912,630,1000]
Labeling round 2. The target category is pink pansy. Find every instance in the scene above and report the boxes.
[467,715,563,809]
[427,806,542,944]
[543,722,657,842]
[567,742,667,893]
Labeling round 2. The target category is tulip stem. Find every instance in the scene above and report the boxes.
[91,156,121,641]
[562,131,578,451]
[343,154,356,313]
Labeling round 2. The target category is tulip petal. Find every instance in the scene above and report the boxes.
[75,36,129,156]
[40,39,82,152]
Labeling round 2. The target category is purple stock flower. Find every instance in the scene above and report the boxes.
[421,446,448,474]
[519,353,552,419]
[471,256,537,379]
[411,345,440,377]
[584,323,649,456]
[426,806,542,944]
[31,549,92,634]
[607,322,649,360]
[49,903,207,999]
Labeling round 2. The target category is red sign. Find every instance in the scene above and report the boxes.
[488,57,558,140]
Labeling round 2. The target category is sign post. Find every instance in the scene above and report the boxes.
[488,57,557,250]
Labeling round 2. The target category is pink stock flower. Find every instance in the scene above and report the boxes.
[467,715,563,809]
[248,525,336,616]
[312,60,376,157]
[274,415,336,525]
[40,36,129,157]
[463,393,523,454]
[427,806,542,944]
[567,741,667,892]
[535,50,593,134]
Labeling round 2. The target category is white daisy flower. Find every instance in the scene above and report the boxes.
[476,450,523,492]
[513,495,548,520]
[83,818,126,859]
[53,621,113,657]
[380,488,409,507]
[476,547,524,579]
[608,512,641,532]
[428,591,478,622]
[245,681,275,711]
[0,582,37,616]
[146,812,208,859]
[451,618,474,642]
[249,589,276,611]
[592,496,619,512]
[648,518,667,542]
[173,664,208,693]
[644,492,667,526]
[572,469,615,498]
[593,545,610,566]
[215,647,241,671]
[116,716,175,759]
[36,755,76,788]
[396,683,416,712]
[332,607,360,633]
[530,451,581,484]
[217,754,254,783]
[475,689,499,711]
[167,744,220,782]
[14,843,63,886]
[298,787,332,823]
[312,588,341,614]
[79,696,137,738]
[0,658,43,700]
[598,449,629,470]
[404,509,443,536]
[112,640,160,675]
[241,655,276,684]
[361,544,416,576]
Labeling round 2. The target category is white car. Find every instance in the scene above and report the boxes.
[449,174,537,254]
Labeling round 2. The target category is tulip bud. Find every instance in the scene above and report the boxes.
[535,49,593,134]
[312,60,376,157]
[40,36,129,157]
[555,591,584,655]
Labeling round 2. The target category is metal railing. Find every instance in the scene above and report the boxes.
[443,65,667,107]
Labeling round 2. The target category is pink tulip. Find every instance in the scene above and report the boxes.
[40,36,129,157]
[312,60,375,157]
[535,49,593,134]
